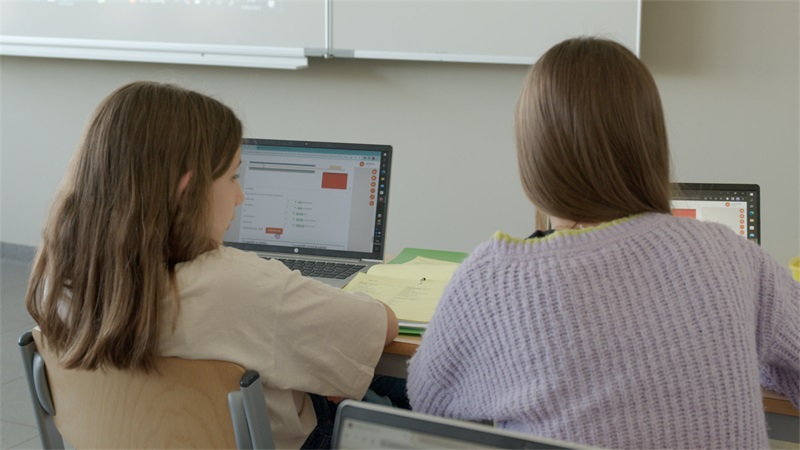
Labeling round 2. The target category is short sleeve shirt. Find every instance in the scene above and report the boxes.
[158,246,388,449]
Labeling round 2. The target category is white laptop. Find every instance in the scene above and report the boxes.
[332,400,596,449]
[671,183,760,245]
[223,138,392,288]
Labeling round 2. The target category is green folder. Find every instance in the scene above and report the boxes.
[399,326,425,336]
[388,247,469,265]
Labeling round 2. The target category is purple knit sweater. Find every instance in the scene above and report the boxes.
[407,213,799,449]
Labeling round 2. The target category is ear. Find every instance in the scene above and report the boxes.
[177,171,193,200]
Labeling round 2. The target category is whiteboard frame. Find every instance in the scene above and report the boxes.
[0,36,308,69]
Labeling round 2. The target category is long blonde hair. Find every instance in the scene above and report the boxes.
[516,37,672,222]
[26,81,242,372]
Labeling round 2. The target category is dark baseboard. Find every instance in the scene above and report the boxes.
[0,242,37,263]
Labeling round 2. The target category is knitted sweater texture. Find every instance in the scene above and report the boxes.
[407,213,799,449]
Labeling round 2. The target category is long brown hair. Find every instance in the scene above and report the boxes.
[516,37,672,222]
[26,81,242,372]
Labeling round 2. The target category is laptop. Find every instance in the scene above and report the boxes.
[670,183,760,245]
[223,138,392,288]
[332,400,595,449]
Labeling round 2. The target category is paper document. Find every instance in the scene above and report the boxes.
[367,257,459,281]
[343,257,460,324]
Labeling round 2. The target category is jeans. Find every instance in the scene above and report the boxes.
[300,375,409,449]
[364,375,411,410]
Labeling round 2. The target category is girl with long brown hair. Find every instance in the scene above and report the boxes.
[27,81,399,449]
[408,37,799,449]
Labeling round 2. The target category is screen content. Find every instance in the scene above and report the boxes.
[671,187,759,245]
[224,144,385,254]
[338,419,500,450]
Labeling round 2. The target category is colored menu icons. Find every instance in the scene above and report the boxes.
[371,152,389,252]
[738,207,745,234]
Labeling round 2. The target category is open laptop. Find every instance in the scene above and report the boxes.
[223,138,392,288]
[332,400,594,449]
[671,183,760,245]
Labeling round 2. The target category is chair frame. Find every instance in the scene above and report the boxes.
[18,330,275,449]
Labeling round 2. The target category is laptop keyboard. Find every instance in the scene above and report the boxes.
[275,258,365,280]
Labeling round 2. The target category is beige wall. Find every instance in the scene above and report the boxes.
[642,0,799,268]
[2,0,798,266]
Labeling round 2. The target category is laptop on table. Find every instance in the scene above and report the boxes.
[670,183,760,245]
[223,138,392,288]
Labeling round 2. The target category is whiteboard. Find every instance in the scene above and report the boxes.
[0,0,323,68]
[331,0,641,64]
[0,0,640,67]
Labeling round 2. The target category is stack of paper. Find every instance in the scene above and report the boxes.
[342,256,461,334]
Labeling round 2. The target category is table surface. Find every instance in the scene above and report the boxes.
[384,335,420,357]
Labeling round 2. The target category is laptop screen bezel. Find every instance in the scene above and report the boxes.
[671,182,760,245]
[223,138,392,261]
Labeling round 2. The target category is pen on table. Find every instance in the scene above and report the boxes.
[418,277,426,284]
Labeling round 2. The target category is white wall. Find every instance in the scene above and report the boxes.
[2,1,798,267]
[641,0,799,267]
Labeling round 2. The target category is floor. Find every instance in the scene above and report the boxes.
[0,254,797,449]
[1,257,40,449]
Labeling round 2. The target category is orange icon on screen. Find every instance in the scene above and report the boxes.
[371,188,375,193]
[740,214,744,218]
[739,209,745,213]
[359,162,365,167]
[740,230,745,235]
[725,202,730,207]
[740,220,745,224]
[371,182,376,187]
[372,176,377,180]
[372,169,377,174]
[370,194,375,200]
[369,201,374,206]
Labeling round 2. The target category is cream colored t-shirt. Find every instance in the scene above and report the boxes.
[158,246,388,449]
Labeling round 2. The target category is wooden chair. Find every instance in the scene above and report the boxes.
[18,328,275,449]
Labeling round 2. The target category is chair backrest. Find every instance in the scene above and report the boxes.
[19,328,275,449]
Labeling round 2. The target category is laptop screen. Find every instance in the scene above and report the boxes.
[223,138,392,261]
[670,183,760,245]
[333,401,591,450]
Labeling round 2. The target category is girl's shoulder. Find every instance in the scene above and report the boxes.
[176,246,289,281]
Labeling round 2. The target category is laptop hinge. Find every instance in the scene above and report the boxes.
[263,254,361,263]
